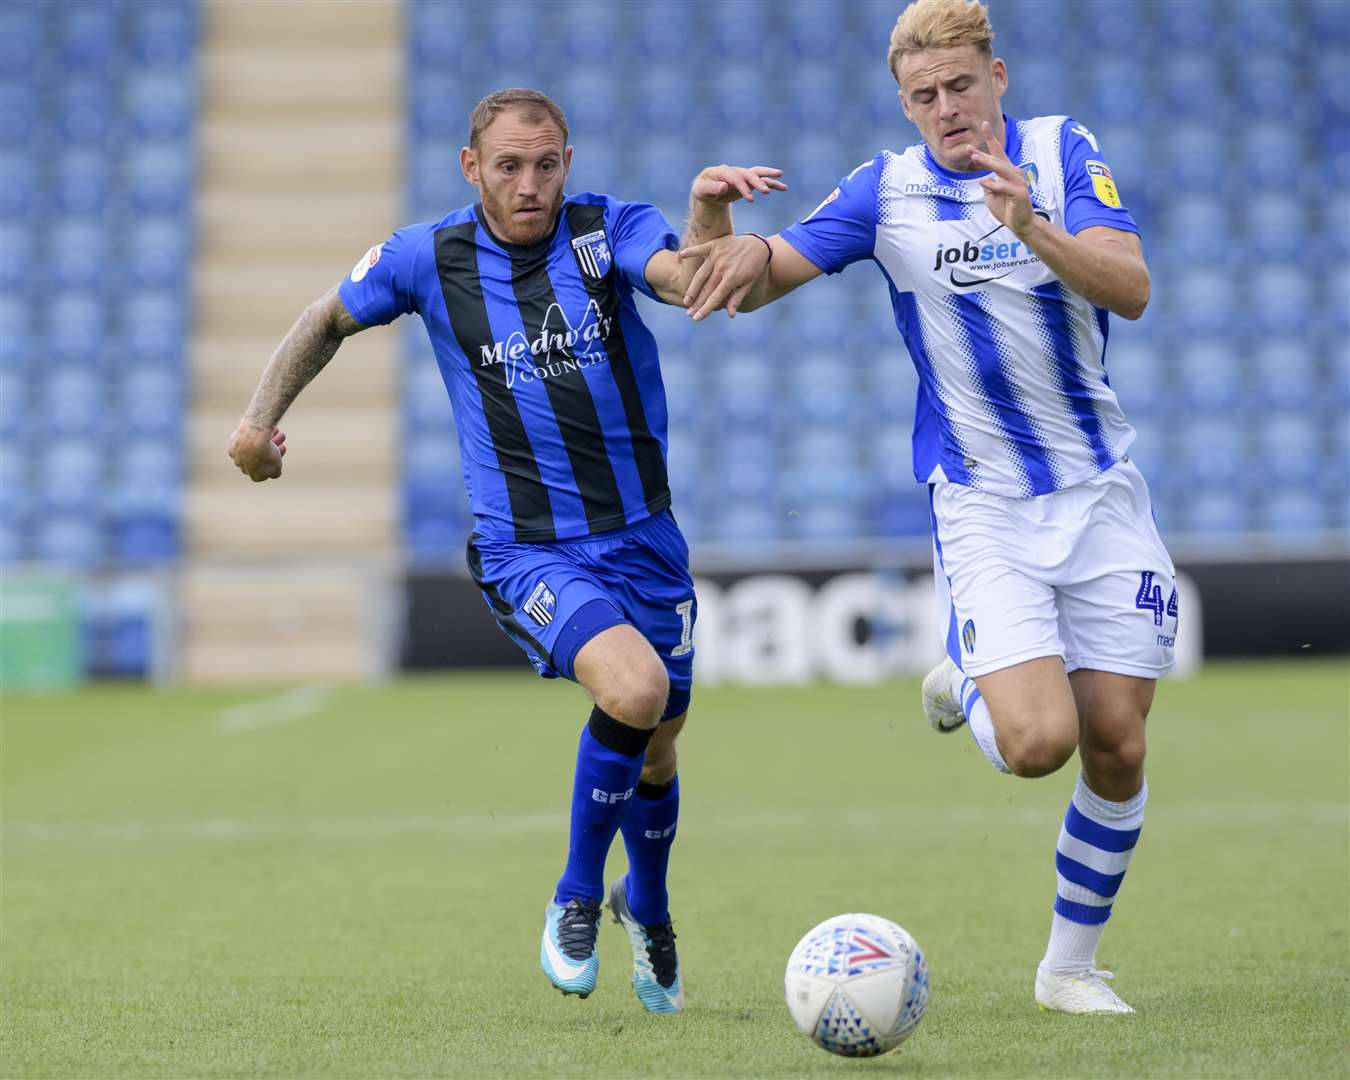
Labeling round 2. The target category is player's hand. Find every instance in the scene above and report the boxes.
[690,164,787,205]
[679,233,771,320]
[227,422,287,482]
[968,121,1035,238]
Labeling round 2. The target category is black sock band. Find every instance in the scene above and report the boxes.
[588,706,654,757]
[636,778,675,800]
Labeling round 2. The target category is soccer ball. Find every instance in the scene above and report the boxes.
[784,913,929,1057]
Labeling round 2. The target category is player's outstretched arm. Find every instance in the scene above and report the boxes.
[227,286,367,482]
[643,165,787,306]
[679,233,824,320]
[968,121,1149,320]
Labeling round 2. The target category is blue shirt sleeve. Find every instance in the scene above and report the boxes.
[1059,119,1139,237]
[603,198,679,302]
[336,224,428,327]
[781,155,881,274]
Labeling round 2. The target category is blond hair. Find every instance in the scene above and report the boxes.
[887,0,995,81]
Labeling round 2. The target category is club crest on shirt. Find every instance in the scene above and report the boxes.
[1018,161,1039,190]
[570,229,612,280]
[524,580,556,627]
[1085,161,1122,208]
[349,243,382,283]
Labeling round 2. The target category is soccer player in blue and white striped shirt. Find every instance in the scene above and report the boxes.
[682,0,1177,1014]
[227,88,785,1015]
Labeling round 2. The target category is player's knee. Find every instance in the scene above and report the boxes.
[598,662,669,730]
[1000,725,1078,778]
[1083,719,1147,776]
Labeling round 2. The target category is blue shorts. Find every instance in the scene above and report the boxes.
[466,510,696,719]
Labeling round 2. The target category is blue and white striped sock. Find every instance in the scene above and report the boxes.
[950,666,1011,774]
[1041,773,1147,974]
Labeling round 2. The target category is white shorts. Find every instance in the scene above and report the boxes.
[929,458,1178,680]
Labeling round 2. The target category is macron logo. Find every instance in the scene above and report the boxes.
[1070,123,1099,152]
[592,787,634,805]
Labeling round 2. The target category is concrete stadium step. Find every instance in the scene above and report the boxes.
[202,47,401,113]
[196,189,392,263]
[192,338,393,406]
[206,0,402,49]
[178,563,395,684]
[189,406,396,483]
[199,118,398,189]
[185,483,396,558]
[185,0,401,681]
[194,263,370,337]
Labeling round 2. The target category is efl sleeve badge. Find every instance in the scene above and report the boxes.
[1085,161,1122,209]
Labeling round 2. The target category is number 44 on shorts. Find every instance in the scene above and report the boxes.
[1134,571,1179,627]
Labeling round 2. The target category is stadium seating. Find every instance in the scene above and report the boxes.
[1,1,196,675]
[8,0,1346,595]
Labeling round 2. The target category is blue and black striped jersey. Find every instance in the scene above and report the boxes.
[339,194,678,542]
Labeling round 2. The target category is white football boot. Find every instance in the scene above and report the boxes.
[609,878,684,1014]
[1035,964,1136,1014]
[921,657,966,733]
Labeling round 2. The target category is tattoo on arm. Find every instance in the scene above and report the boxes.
[681,200,733,250]
[241,287,365,430]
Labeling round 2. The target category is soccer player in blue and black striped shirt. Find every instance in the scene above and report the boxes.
[226,88,785,1014]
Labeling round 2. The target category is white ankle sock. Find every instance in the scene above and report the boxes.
[950,667,1010,774]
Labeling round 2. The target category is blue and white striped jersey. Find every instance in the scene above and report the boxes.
[783,115,1140,498]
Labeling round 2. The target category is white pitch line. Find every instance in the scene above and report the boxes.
[214,685,334,734]
[4,803,1345,847]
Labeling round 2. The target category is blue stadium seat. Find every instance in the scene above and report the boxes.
[1157,0,1223,48]
[60,78,117,144]
[33,514,103,566]
[1250,338,1317,411]
[1173,343,1240,413]
[0,438,31,521]
[0,81,37,147]
[47,292,107,362]
[41,368,103,438]
[1256,412,1321,489]
[1248,265,1310,336]
[131,2,197,68]
[125,70,194,140]
[1087,59,1147,125]
[1261,490,1331,533]
[1179,489,1251,534]
[876,488,932,538]
[127,217,190,287]
[126,142,193,213]
[124,289,185,361]
[1246,192,1305,262]
[60,3,121,72]
[119,368,182,438]
[51,219,109,290]
[55,146,111,215]
[1172,270,1236,339]
[0,7,42,81]
[0,220,30,289]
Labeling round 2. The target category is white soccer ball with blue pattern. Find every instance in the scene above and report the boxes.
[784,913,929,1057]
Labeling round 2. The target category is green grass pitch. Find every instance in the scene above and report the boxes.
[3,660,1347,1078]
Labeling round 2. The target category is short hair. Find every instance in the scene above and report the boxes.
[887,0,995,82]
[468,88,569,149]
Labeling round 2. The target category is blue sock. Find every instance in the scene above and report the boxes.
[554,711,651,905]
[619,774,680,925]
